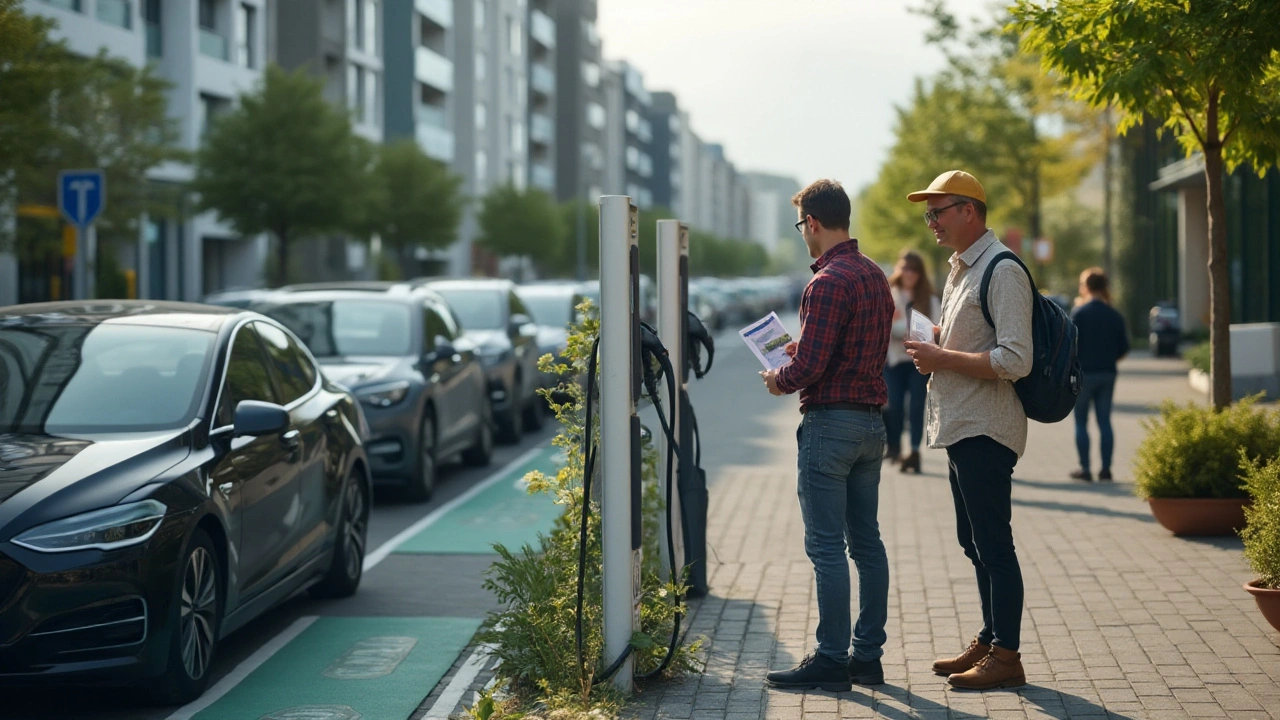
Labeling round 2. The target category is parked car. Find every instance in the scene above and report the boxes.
[423,279,544,441]
[0,301,370,703]
[252,285,494,502]
[201,287,273,308]
[516,282,587,401]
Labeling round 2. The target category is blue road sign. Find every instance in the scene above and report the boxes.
[58,170,106,228]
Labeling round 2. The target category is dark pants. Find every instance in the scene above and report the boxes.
[1074,371,1117,473]
[946,435,1023,651]
[884,360,928,452]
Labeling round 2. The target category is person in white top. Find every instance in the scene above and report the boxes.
[883,250,941,473]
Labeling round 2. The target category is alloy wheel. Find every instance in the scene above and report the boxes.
[343,480,367,581]
[180,546,218,681]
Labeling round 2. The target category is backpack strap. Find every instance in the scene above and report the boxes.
[979,250,1038,328]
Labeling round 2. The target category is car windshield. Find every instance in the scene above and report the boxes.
[0,323,214,434]
[521,294,573,328]
[261,300,412,357]
[433,289,505,331]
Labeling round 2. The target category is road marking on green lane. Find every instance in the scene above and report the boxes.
[189,616,480,720]
[392,444,563,555]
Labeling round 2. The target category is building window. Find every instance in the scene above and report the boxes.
[354,67,366,120]
[475,102,487,131]
[144,0,162,57]
[475,0,485,30]
[199,93,229,138]
[364,70,378,125]
[347,64,359,111]
[476,51,487,82]
[347,0,357,47]
[586,102,605,130]
[476,150,488,187]
[199,0,217,30]
[510,116,524,154]
[96,0,131,28]
[508,16,521,56]
[582,61,600,88]
[235,3,256,69]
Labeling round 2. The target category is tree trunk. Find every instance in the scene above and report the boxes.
[275,229,289,288]
[1204,149,1232,409]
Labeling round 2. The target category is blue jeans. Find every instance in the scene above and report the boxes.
[796,407,889,663]
[884,361,928,451]
[1074,372,1117,473]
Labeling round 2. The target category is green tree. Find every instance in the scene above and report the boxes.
[1012,0,1280,409]
[554,199,600,279]
[193,64,367,287]
[475,184,563,278]
[361,139,464,257]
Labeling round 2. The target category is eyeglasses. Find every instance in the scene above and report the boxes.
[794,217,807,234]
[922,201,968,225]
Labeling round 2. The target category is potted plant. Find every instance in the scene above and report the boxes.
[1133,396,1280,536]
[1240,453,1280,633]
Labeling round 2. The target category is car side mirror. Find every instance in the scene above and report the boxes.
[509,314,535,337]
[232,400,290,437]
[424,337,458,364]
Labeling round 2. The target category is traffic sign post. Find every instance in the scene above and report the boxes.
[58,169,106,300]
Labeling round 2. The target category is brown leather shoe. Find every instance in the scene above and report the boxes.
[931,637,989,676]
[947,646,1026,690]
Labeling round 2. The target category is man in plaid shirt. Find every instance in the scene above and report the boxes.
[761,179,895,691]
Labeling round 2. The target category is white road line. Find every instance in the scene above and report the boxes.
[362,445,545,572]
[164,615,319,720]
[422,644,494,719]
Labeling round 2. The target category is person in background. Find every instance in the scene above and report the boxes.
[884,250,941,473]
[1069,268,1129,482]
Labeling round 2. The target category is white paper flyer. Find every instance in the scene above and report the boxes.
[907,306,937,345]
[739,311,794,370]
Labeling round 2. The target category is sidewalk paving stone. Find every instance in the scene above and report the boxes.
[629,355,1280,719]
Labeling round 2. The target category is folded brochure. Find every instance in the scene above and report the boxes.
[739,311,793,370]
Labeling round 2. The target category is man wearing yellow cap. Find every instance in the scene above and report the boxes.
[902,171,1033,691]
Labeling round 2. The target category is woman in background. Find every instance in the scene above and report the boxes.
[884,251,940,473]
[1070,267,1129,482]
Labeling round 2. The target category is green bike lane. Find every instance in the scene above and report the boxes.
[171,441,566,720]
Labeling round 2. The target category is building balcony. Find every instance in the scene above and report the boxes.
[416,45,453,93]
[531,163,555,191]
[416,0,453,29]
[530,63,555,97]
[416,112,454,163]
[530,9,555,49]
[199,28,229,61]
[529,112,553,146]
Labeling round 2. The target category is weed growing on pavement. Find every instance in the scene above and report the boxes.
[1240,452,1280,589]
[1133,395,1280,499]
[473,301,703,719]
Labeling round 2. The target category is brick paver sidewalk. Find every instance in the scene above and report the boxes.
[630,354,1280,719]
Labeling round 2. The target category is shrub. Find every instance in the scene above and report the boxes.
[475,300,701,719]
[1184,340,1211,374]
[1240,452,1280,589]
[1133,395,1280,499]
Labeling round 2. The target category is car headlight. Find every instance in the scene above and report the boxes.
[356,380,411,408]
[12,499,168,553]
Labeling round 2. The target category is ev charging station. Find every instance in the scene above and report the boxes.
[598,195,641,693]
[656,219,687,586]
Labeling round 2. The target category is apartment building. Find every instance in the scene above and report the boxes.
[526,0,555,193]
[744,172,802,255]
[601,60,652,208]
[6,0,270,305]
[553,0,604,204]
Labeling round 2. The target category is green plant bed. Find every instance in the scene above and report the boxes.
[471,301,702,720]
[1241,454,1280,590]
[1184,340,1211,374]
[1133,395,1280,500]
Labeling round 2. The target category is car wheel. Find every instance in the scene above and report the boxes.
[462,408,495,467]
[497,381,523,444]
[404,412,437,503]
[311,473,368,599]
[147,528,221,705]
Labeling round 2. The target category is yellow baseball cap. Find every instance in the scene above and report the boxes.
[907,170,986,204]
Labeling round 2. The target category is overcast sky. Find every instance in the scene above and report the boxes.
[597,0,1001,194]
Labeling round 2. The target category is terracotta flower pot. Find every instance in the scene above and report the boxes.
[1146,497,1249,536]
[1244,580,1280,634]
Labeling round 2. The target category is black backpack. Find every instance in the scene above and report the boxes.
[979,251,1081,423]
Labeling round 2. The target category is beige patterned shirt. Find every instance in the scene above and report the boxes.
[925,230,1034,456]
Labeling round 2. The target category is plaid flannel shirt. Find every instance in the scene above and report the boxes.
[775,239,893,410]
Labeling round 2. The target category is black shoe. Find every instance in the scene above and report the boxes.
[766,653,853,692]
[899,451,921,474]
[1098,469,1113,481]
[884,446,901,463]
[1069,469,1093,482]
[848,657,884,685]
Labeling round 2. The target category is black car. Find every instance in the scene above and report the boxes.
[424,279,543,442]
[253,285,494,502]
[0,301,370,703]
[515,282,586,401]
